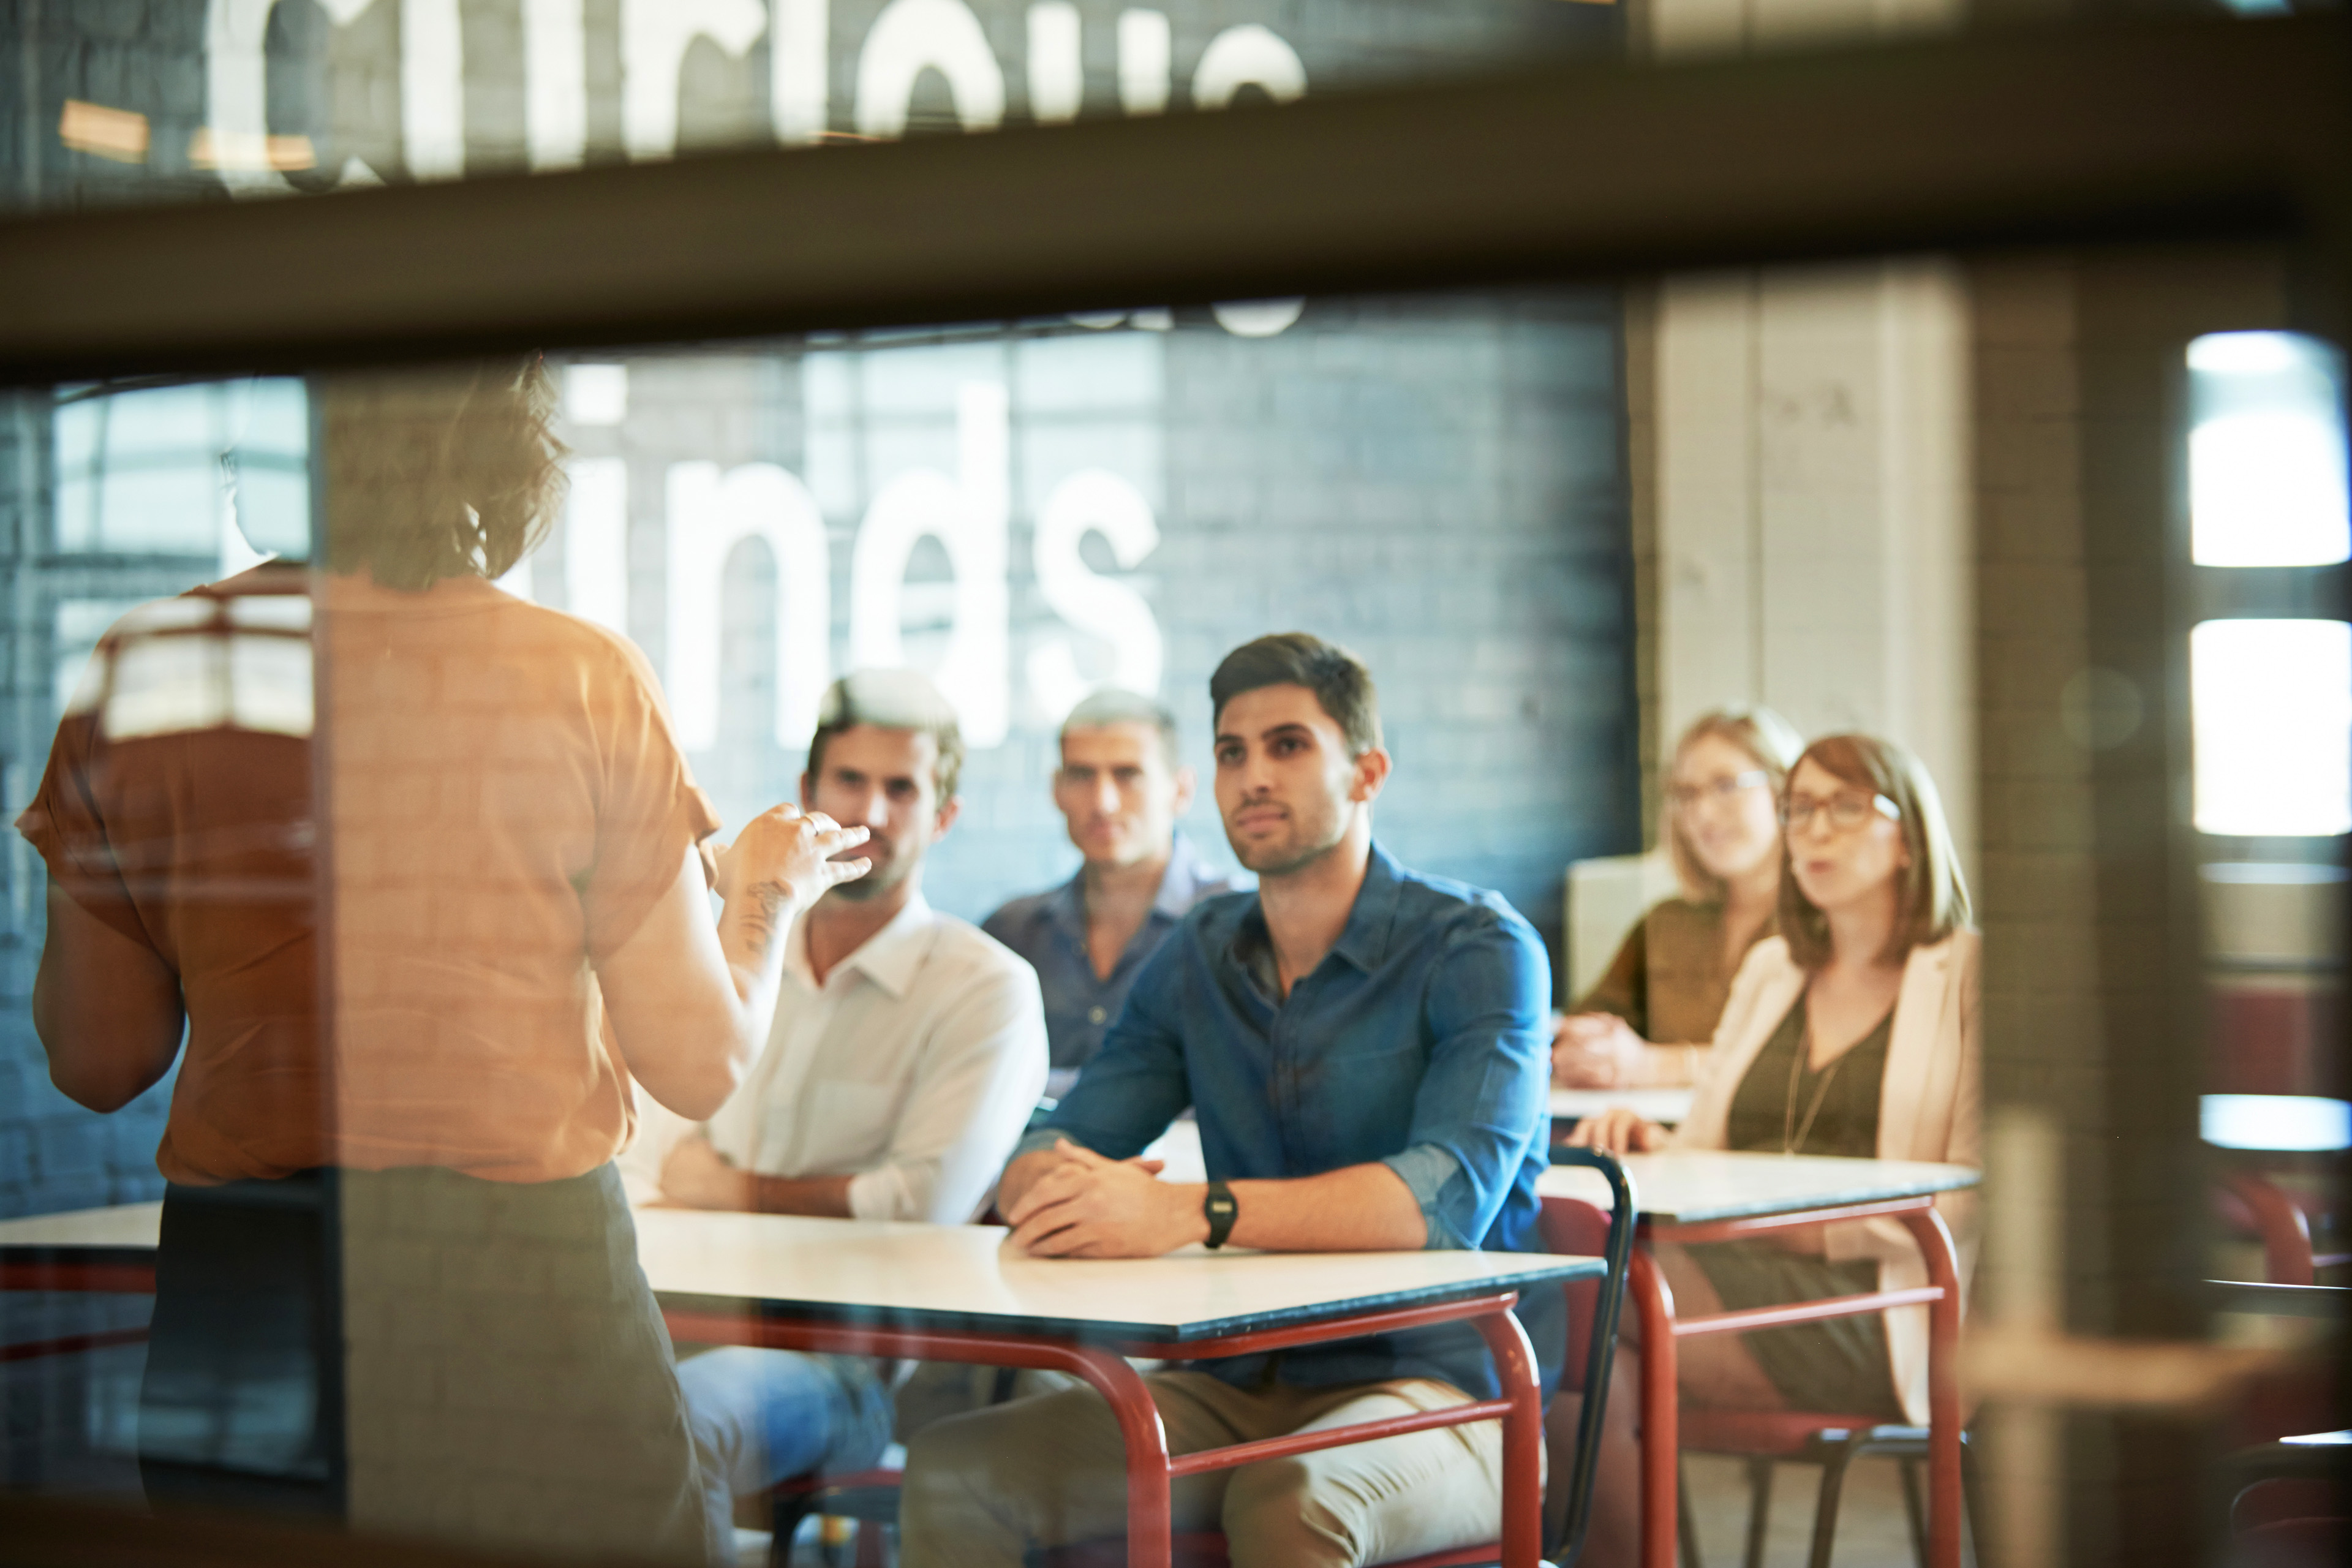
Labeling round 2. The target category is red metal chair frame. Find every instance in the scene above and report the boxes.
[1629,1197,1965,1568]
[2220,1170,2348,1287]
[7,1245,1566,1568]
[1032,1164,1640,1568]
[663,1291,1549,1568]
[0,1254,159,1363]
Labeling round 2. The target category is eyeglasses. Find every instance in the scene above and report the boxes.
[1782,791,1902,834]
[1665,769,1767,810]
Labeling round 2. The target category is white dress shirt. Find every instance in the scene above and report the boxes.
[630,893,1047,1223]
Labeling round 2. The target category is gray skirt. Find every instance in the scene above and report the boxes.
[145,1163,713,1566]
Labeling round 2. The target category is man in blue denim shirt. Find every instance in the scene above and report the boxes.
[900,635,1557,1568]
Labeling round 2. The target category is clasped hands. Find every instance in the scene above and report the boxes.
[1002,1138,1204,1259]
[1559,1106,1671,1158]
[659,1131,752,1211]
[1550,1011,1650,1087]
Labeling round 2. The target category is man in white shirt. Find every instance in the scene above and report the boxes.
[629,670,1047,1559]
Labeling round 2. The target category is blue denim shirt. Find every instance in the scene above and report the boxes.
[1016,842,1562,1400]
[984,833,1234,1086]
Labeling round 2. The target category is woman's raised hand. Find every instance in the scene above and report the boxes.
[1561,1106,1670,1157]
[717,804,871,914]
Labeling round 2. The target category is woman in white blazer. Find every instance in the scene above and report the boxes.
[1563,734,1978,1564]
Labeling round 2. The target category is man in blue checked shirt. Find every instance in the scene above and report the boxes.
[899,633,1559,1568]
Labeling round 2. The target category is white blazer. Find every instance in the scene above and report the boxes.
[1672,930,1981,1425]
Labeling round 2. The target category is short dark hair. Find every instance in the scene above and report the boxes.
[1060,687,1180,769]
[806,669,965,799]
[1209,633,1382,756]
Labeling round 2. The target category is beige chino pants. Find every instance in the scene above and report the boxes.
[898,1370,1522,1568]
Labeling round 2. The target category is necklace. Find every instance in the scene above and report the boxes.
[1782,1018,1849,1156]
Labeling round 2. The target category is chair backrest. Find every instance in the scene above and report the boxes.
[2220,1170,2318,1287]
[1537,1148,1636,1568]
[2232,1476,2347,1535]
[1539,1196,1614,1392]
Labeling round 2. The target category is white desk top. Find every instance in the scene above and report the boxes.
[0,1201,161,1251]
[639,1209,1599,1341]
[0,1200,1601,1344]
[1548,1088,1697,1126]
[1538,1150,1978,1226]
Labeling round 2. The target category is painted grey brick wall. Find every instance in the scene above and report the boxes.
[589,293,1637,976]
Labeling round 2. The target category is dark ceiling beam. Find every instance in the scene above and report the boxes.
[0,15,2343,383]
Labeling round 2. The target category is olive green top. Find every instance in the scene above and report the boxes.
[1575,896,1777,1047]
[1724,997,1893,1158]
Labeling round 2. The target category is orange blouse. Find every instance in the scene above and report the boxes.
[19,567,719,1186]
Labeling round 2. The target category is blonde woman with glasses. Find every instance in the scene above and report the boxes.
[1554,707,1804,1088]
[1563,735,1980,1564]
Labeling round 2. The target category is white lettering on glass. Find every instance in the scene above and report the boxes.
[624,0,769,160]
[207,2,1309,182]
[855,0,1007,138]
[849,384,1011,747]
[1027,2,1084,124]
[1117,10,1171,115]
[203,0,371,194]
[773,0,831,145]
[565,457,630,635]
[1027,469,1163,724]
[403,0,467,179]
[1192,23,1306,109]
[668,462,832,750]
[524,0,588,170]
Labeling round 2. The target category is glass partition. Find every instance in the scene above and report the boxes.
[0,10,2345,1568]
[3,0,1620,216]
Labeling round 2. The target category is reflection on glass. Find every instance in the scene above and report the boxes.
[2187,331,2350,568]
[2202,1093,2352,1152]
[53,378,309,564]
[2192,618,2352,836]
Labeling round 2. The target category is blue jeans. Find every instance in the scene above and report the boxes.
[678,1348,895,1559]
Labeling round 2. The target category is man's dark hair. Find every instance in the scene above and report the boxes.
[1209,634,1383,756]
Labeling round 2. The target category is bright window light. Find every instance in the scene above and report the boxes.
[2201,1094,2352,1152]
[2188,332,2349,567]
[565,363,629,426]
[2191,619,2352,837]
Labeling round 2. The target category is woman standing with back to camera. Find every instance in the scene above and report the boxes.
[1566,734,1980,1566]
[20,358,868,1563]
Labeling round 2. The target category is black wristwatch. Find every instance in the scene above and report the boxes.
[1203,1180,1238,1251]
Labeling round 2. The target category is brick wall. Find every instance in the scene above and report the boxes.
[1969,247,2299,1568]
[552,298,1638,996]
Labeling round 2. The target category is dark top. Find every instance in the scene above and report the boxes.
[1022,842,1561,1401]
[1577,897,1776,1045]
[983,832,1232,1079]
[1700,995,1906,1419]
[1724,998,1893,1158]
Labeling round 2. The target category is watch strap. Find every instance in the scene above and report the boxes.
[1203,1180,1238,1251]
